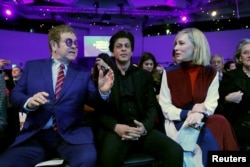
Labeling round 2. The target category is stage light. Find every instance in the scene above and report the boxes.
[3,7,15,19]
[180,16,188,23]
[181,16,187,22]
[211,11,217,17]
[5,9,12,16]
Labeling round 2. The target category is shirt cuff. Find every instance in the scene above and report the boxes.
[23,98,38,112]
[99,89,111,100]
[180,109,189,120]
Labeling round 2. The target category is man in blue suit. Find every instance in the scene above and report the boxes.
[0,25,114,167]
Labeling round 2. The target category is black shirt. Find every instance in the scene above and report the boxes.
[116,65,139,126]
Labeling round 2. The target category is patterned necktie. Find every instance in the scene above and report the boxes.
[55,64,65,99]
[52,64,65,131]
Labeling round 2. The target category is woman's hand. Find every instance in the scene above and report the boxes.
[192,103,206,113]
[225,91,243,104]
[186,112,204,125]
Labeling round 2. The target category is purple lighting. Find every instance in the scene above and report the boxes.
[180,16,188,23]
[5,9,12,16]
[3,9,13,17]
[181,16,187,21]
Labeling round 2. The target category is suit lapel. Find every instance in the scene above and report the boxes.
[42,59,54,97]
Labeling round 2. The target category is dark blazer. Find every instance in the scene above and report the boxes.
[95,65,159,133]
[217,67,250,124]
[5,79,16,91]
[10,59,103,147]
[0,74,7,136]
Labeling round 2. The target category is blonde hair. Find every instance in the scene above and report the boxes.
[175,28,211,66]
[48,25,75,52]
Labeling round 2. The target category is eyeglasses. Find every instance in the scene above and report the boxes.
[63,38,78,47]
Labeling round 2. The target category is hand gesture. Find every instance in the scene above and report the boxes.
[27,92,50,109]
[98,67,114,94]
[0,59,10,69]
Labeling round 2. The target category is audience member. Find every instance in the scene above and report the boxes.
[168,49,181,66]
[0,59,20,152]
[210,54,224,80]
[5,65,23,137]
[156,64,164,75]
[95,30,183,167]
[0,59,8,152]
[217,38,250,150]
[92,53,114,87]
[0,59,18,153]
[138,52,162,99]
[159,28,238,167]
[0,25,114,167]
[138,52,155,72]
[3,71,10,83]
[223,60,237,72]
[6,66,22,91]
[138,52,164,131]
[88,52,114,133]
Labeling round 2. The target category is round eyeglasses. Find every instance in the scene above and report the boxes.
[64,38,78,47]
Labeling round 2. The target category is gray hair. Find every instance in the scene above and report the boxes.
[234,38,250,65]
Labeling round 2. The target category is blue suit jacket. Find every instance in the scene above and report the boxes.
[10,59,101,146]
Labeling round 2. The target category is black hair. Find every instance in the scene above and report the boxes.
[224,60,235,71]
[109,30,134,52]
[92,53,114,86]
[138,52,157,69]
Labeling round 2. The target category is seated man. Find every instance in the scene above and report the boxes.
[0,25,114,167]
[6,65,22,91]
[95,30,183,167]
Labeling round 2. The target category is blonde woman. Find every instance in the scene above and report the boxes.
[159,28,238,167]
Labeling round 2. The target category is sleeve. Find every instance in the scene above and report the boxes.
[159,70,182,121]
[10,61,32,111]
[218,71,239,101]
[216,71,240,117]
[203,72,220,115]
[0,74,8,135]
[141,72,159,132]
